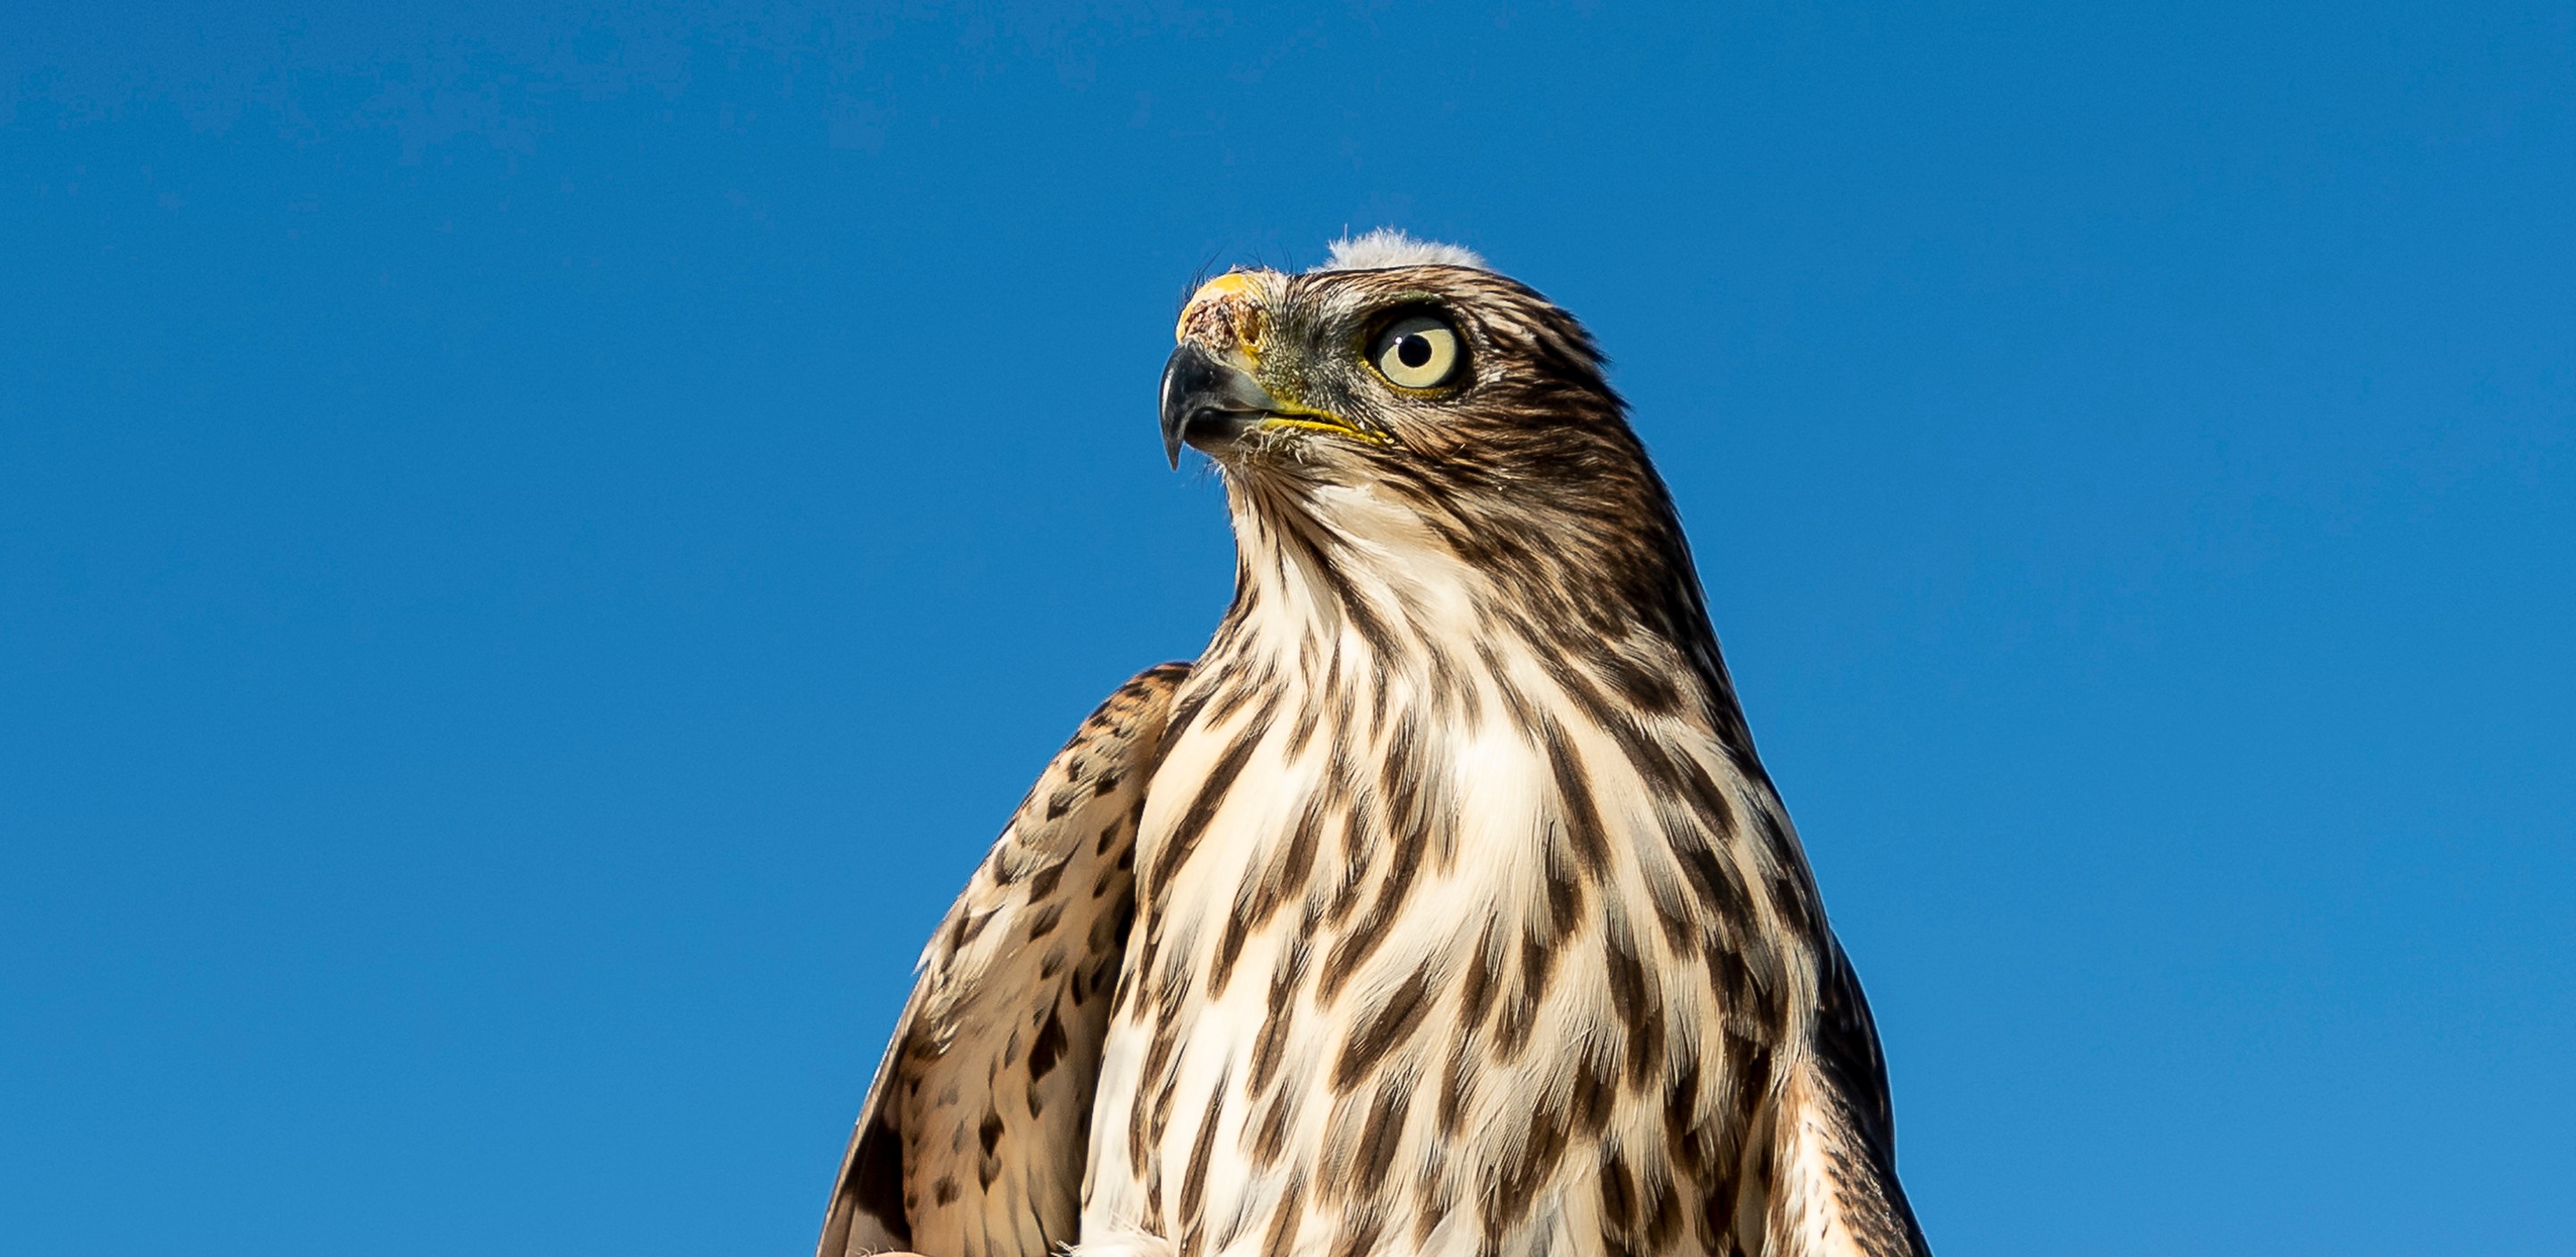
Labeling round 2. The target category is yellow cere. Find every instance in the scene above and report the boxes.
[1190,269,1258,303]
[1174,269,1264,345]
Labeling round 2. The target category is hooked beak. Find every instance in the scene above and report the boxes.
[1159,342,1283,469]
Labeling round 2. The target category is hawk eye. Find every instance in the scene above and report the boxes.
[1368,315,1463,390]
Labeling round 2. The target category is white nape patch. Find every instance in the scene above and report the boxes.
[1310,227,1489,273]
[1068,1227,1177,1257]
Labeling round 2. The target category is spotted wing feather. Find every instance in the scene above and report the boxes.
[818,664,1191,1257]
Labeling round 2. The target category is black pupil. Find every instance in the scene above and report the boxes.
[1396,334,1435,369]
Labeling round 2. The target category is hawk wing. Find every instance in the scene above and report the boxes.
[818,664,1190,1257]
[1768,937,1933,1257]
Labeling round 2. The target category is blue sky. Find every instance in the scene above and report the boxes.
[4,3,2570,1253]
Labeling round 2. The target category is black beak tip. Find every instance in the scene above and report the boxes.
[1159,343,1217,471]
[1158,342,1278,469]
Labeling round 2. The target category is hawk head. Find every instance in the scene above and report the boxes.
[1159,231,1706,648]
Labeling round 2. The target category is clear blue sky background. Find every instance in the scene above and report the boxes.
[4,3,2571,1253]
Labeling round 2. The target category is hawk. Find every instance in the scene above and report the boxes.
[818,231,1931,1257]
